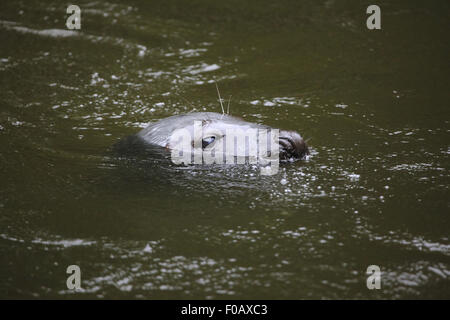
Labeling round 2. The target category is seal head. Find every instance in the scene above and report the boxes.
[136,112,309,162]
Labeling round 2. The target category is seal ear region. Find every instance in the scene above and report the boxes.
[278,130,309,160]
[201,119,214,127]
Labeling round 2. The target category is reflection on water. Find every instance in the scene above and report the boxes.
[0,0,449,299]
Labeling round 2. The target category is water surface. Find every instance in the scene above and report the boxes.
[0,0,449,299]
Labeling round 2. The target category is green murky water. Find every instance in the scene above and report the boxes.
[0,0,449,299]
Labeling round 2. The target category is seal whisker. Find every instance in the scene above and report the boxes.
[214,81,225,115]
[227,95,232,115]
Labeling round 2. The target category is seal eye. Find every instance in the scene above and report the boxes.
[202,136,215,149]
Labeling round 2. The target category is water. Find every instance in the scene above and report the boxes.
[0,0,449,299]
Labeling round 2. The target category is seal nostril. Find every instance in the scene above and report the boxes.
[279,137,293,150]
[279,136,296,160]
[279,132,309,160]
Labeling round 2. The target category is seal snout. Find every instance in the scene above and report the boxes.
[278,130,309,160]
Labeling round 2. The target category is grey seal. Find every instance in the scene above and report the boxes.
[136,112,308,161]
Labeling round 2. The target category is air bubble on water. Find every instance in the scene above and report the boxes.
[263,101,276,107]
[137,45,147,57]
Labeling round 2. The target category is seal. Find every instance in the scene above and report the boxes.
[135,112,309,162]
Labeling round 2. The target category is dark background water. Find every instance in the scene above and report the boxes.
[0,0,449,299]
